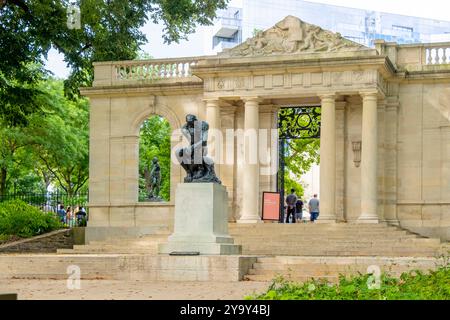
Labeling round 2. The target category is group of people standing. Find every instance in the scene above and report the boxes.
[285,188,320,223]
[56,204,87,227]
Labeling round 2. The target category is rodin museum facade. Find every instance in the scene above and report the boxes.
[81,16,450,242]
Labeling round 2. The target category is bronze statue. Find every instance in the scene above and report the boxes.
[176,114,221,184]
[146,156,162,201]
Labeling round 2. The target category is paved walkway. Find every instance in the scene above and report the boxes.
[0,279,270,300]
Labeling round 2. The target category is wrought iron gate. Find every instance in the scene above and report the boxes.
[277,106,321,222]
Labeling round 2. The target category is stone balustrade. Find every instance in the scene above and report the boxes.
[425,44,450,65]
[391,41,450,71]
[115,58,199,81]
[92,57,204,86]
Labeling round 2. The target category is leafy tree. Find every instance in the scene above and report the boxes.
[139,116,171,201]
[278,105,321,199]
[30,80,89,196]
[0,124,31,195]
[285,138,320,196]
[0,79,89,196]
[0,0,229,100]
[279,138,320,198]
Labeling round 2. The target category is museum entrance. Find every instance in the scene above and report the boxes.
[277,105,321,223]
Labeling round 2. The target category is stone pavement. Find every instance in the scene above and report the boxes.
[0,279,270,300]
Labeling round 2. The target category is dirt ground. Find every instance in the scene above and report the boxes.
[0,279,271,300]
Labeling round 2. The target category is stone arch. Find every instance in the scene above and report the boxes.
[133,102,183,203]
[131,102,182,135]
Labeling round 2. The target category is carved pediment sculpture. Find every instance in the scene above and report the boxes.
[221,15,365,57]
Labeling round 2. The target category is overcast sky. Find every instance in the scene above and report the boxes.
[46,0,450,78]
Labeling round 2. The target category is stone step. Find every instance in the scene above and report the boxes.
[246,268,413,277]
[73,242,161,249]
[231,230,400,234]
[229,223,391,227]
[254,256,440,265]
[230,233,412,240]
[0,254,256,282]
[249,263,436,273]
[243,274,340,282]
[243,255,443,282]
[234,237,436,243]
[239,242,441,250]
[236,243,441,250]
[241,248,439,256]
[88,236,169,245]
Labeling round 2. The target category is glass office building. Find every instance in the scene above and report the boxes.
[208,0,450,54]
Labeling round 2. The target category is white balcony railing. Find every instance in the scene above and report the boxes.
[425,44,450,65]
[92,57,204,87]
[114,58,199,81]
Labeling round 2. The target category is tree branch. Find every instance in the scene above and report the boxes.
[39,155,67,193]
[3,0,29,13]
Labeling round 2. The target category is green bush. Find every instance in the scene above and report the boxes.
[0,199,62,238]
[246,263,450,300]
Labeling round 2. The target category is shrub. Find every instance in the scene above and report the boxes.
[0,199,62,238]
[246,263,450,300]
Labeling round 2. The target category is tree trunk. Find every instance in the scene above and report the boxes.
[0,167,7,196]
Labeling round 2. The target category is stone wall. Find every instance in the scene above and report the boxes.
[396,82,450,241]
[0,229,74,254]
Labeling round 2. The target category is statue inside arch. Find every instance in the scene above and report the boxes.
[146,156,163,201]
[176,114,221,184]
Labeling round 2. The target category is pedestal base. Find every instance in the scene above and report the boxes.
[158,183,241,255]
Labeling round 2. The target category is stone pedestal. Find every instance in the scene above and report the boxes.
[159,183,241,255]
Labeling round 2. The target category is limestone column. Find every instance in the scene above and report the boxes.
[220,105,237,221]
[205,99,221,176]
[377,100,386,222]
[238,97,262,223]
[335,101,346,222]
[384,96,399,225]
[358,91,379,223]
[319,94,336,222]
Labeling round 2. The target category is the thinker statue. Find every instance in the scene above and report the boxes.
[176,114,221,184]
[146,157,162,201]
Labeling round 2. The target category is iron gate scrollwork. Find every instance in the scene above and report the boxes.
[277,106,321,222]
[278,106,321,140]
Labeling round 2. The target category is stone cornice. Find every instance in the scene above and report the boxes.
[194,54,392,78]
[80,82,203,97]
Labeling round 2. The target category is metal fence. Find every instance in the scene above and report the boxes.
[0,191,89,228]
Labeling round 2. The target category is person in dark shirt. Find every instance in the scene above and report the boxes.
[75,206,87,227]
[285,188,297,223]
[295,198,304,222]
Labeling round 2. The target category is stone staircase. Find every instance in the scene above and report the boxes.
[229,223,447,257]
[243,256,445,282]
[54,222,449,283]
[58,222,448,257]
[57,233,168,254]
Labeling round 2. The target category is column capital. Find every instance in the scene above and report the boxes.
[203,98,220,105]
[318,92,336,101]
[359,90,379,100]
[242,96,263,104]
